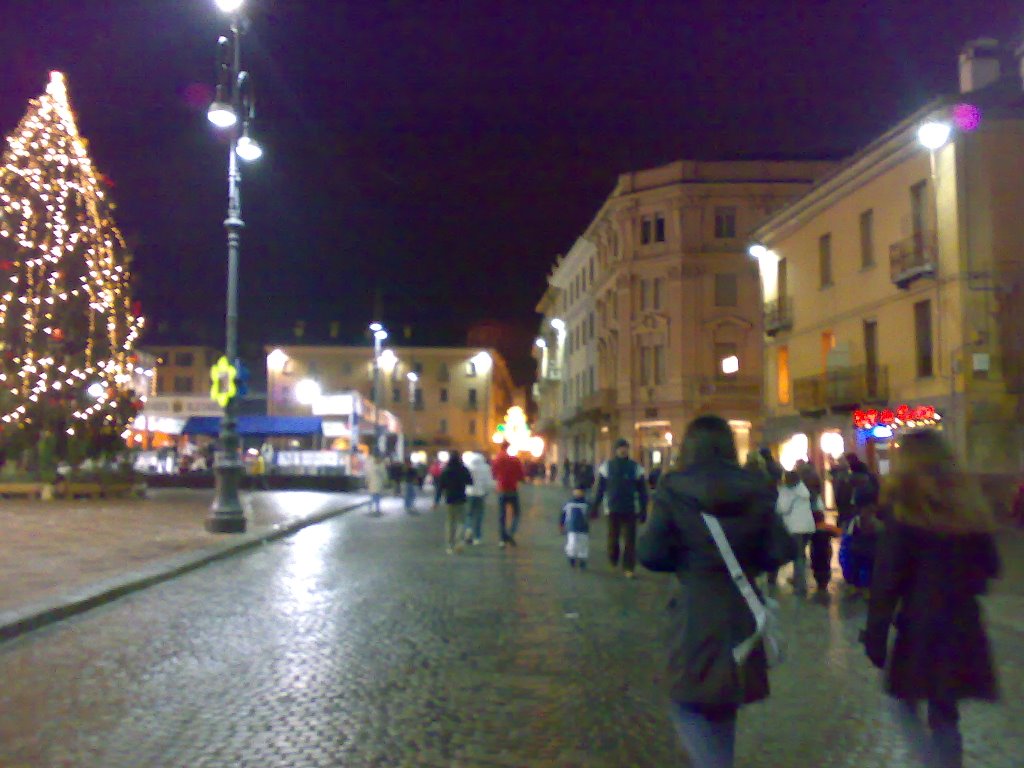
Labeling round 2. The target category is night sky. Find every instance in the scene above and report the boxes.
[0,1,1020,379]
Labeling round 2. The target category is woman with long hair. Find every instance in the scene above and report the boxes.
[864,429,1000,768]
[638,415,794,768]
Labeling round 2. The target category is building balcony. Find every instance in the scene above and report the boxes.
[890,230,937,289]
[582,387,617,414]
[764,296,793,336]
[698,375,761,400]
[793,365,889,413]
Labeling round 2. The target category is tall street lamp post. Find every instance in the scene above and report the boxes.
[369,323,388,455]
[206,0,264,533]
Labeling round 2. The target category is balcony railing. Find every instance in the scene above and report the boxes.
[793,365,889,413]
[582,387,616,414]
[698,375,761,400]
[890,230,937,288]
[764,296,793,336]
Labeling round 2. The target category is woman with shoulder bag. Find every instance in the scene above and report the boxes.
[638,415,796,768]
[864,429,1000,768]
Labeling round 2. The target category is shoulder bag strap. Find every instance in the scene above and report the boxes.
[701,512,767,661]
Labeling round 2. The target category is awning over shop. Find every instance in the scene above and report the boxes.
[182,416,324,437]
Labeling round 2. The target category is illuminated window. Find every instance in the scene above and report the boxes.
[777,346,790,405]
[821,331,836,370]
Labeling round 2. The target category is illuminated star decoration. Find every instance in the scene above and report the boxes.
[0,72,144,435]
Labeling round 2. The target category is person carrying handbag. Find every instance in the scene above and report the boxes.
[638,416,796,768]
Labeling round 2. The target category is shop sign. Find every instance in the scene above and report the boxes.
[853,405,937,430]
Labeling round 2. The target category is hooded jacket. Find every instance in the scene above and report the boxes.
[466,454,495,498]
[638,459,795,708]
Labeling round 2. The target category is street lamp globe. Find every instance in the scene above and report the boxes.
[748,243,768,260]
[294,378,321,405]
[215,0,245,12]
[369,322,383,333]
[379,349,399,373]
[550,318,565,332]
[918,121,952,150]
[374,329,388,342]
[407,371,418,383]
[207,100,238,128]
[235,135,263,162]
[535,338,546,349]
[471,350,492,373]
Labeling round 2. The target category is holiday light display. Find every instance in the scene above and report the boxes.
[491,406,545,458]
[0,72,143,453]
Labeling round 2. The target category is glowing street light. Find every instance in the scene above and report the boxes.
[721,355,740,375]
[294,378,321,405]
[550,318,565,332]
[235,133,263,162]
[207,98,237,128]
[535,338,546,349]
[215,0,245,12]
[748,243,768,260]
[917,121,952,150]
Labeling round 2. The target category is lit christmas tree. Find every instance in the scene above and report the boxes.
[0,72,143,461]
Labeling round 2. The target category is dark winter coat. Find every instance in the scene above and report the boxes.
[438,461,473,505]
[638,458,796,708]
[865,522,1000,702]
[593,457,648,518]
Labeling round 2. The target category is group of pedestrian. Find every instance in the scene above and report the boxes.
[432,441,526,554]
[633,415,999,768]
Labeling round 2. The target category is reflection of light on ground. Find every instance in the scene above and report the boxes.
[277,521,336,612]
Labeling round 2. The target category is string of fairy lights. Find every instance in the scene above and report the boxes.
[0,72,143,434]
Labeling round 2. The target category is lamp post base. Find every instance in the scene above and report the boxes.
[207,455,247,533]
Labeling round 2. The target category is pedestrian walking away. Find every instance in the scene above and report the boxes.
[560,485,591,569]
[437,451,473,554]
[863,429,1000,768]
[402,459,419,514]
[365,452,388,516]
[774,470,817,595]
[491,441,526,547]
[465,451,494,545]
[638,415,795,768]
[592,437,648,578]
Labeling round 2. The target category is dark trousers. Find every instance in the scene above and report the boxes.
[894,699,962,768]
[498,492,521,541]
[607,514,637,571]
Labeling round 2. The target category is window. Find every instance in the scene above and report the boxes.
[342,361,353,376]
[654,345,666,385]
[714,273,738,307]
[468,388,478,408]
[639,346,651,386]
[175,352,194,367]
[654,213,666,242]
[392,387,401,403]
[641,216,652,245]
[589,258,594,284]
[821,331,836,369]
[438,362,450,382]
[465,361,477,377]
[914,300,933,377]
[469,419,476,435]
[439,419,448,435]
[653,278,663,310]
[777,346,790,405]
[172,376,193,394]
[589,312,595,339]
[860,209,874,268]
[715,343,738,378]
[714,206,737,239]
[440,387,449,403]
[819,233,833,288]
[589,366,595,393]
[911,180,928,237]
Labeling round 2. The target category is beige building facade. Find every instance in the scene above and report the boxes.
[266,344,514,457]
[752,40,1024,474]
[537,159,832,469]
[140,345,221,397]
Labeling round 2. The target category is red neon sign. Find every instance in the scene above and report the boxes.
[853,405,935,430]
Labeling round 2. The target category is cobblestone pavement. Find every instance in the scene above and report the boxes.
[0,485,1021,767]
[0,489,365,617]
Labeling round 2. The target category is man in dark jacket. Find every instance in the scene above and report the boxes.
[591,438,648,579]
[638,415,795,768]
